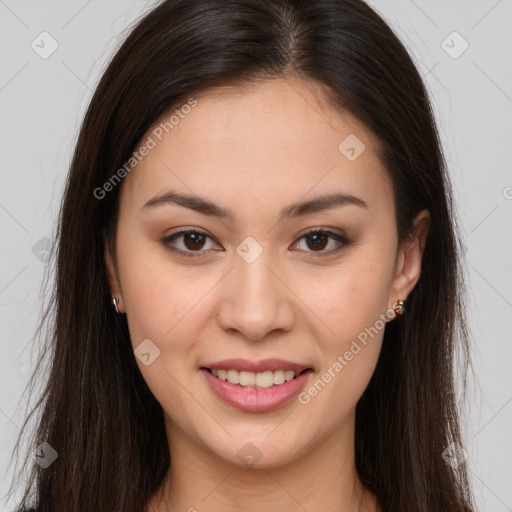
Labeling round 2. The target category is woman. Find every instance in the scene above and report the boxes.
[9,0,475,510]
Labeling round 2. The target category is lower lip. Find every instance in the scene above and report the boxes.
[201,368,313,412]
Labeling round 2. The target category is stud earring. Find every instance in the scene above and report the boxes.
[394,299,405,315]
[112,297,120,314]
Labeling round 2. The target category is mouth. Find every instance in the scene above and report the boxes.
[199,357,315,412]
[200,366,314,412]
[201,367,313,390]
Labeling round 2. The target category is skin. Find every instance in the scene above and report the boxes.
[105,77,430,512]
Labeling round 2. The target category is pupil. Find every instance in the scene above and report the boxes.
[185,233,205,250]
[307,233,327,251]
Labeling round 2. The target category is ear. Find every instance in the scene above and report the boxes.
[104,238,124,313]
[388,209,430,312]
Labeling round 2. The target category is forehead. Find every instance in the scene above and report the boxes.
[121,78,393,218]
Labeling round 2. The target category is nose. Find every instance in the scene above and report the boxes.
[215,252,295,341]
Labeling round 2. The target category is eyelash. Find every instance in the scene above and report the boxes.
[160,228,351,258]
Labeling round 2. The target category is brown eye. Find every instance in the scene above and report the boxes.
[293,229,351,256]
[182,232,207,250]
[161,230,219,257]
[304,232,329,251]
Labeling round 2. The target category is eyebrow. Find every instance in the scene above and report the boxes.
[141,189,368,220]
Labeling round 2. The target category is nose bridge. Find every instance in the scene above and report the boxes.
[237,248,276,301]
[216,238,294,340]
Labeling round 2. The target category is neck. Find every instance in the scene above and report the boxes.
[148,411,380,512]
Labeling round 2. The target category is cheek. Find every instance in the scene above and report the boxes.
[121,267,178,345]
[118,250,204,416]
[115,224,194,342]
[324,289,386,389]
[317,254,393,343]
[302,251,392,405]
[298,271,389,427]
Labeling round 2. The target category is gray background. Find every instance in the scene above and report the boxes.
[1,1,511,510]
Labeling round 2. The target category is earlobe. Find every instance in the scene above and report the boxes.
[389,209,430,307]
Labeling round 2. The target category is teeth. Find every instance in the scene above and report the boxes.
[239,371,255,386]
[210,368,304,388]
[273,370,285,385]
[255,371,274,388]
[227,369,239,384]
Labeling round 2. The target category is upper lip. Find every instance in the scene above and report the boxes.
[201,358,313,373]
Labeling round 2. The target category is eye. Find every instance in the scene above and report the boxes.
[161,229,220,257]
[292,228,351,256]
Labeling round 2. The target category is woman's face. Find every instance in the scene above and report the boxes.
[107,78,427,468]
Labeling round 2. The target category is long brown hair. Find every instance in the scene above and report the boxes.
[8,1,475,510]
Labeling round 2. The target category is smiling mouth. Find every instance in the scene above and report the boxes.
[202,367,312,389]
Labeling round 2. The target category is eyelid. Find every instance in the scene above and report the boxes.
[291,227,351,256]
[161,227,351,257]
[161,228,220,257]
